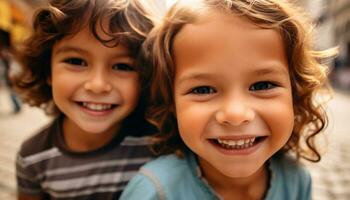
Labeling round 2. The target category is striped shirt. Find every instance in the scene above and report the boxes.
[16,116,155,199]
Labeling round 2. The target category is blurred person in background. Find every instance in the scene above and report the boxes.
[0,28,21,114]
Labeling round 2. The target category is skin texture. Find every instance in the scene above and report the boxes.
[50,24,140,152]
[172,10,294,199]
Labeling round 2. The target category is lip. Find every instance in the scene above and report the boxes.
[209,136,266,156]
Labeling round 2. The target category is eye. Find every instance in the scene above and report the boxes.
[249,81,277,91]
[112,63,135,71]
[63,58,87,66]
[190,86,216,95]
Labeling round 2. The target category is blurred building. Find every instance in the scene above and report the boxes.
[0,0,42,45]
[295,0,350,89]
[328,0,350,65]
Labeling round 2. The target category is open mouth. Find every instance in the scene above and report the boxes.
[77,102,118,112]
[210,136,267,150]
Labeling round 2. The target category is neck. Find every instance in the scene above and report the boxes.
[201,162,269,200]
[62,118,120,152]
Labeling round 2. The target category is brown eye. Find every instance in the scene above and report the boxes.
[112,63,135,71]
[63,58,87,66]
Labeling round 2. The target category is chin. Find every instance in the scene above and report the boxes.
[80,124,113,135]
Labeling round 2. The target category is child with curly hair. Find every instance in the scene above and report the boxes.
[121,0,337,199]
[14,0,157,199]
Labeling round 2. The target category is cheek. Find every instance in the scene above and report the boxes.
[175,99,211,139]
[271,109,294,134]
[176,108,200,149]
[263,97,294,139]
[51,75,70,96]
[51,66,75,92]
[120,78,141,105]
[52,72,79,92]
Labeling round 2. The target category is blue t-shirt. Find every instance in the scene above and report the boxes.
[121,151,311,200]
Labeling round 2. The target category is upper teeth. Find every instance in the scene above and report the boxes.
[217,137,255,147]
[82,102,112,111]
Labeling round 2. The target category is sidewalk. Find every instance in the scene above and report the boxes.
[306,91,350,200]
[0,87,52,199]
[0,87,349,199]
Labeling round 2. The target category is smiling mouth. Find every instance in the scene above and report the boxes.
[77,102,118,111]
[210,136,267,150]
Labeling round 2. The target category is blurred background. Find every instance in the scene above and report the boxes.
[0,0,349,199]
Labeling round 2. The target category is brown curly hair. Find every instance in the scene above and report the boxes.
[145,0,337,162]
[13,0,158,135]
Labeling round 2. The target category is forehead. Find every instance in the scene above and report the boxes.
[172,9,288,75]
[174,9,285,55]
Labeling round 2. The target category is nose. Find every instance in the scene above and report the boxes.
[215,94,255,126]
[84,69,112,93]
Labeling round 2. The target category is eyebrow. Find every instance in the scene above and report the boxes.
[176,72,214,85]
[252,66,289,76]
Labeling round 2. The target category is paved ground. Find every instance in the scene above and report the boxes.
[0,87,52,199]
[305,90,350,200]
[0,86,349,199]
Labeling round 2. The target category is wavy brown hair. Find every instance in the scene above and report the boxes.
[13,0,158,135]
[145,0,337,161]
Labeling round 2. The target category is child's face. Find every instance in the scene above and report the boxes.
[173,11,294,179]
[51,25,140,136]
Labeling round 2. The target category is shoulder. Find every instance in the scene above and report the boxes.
[16,119,59,196]
[118,136,155,158]
[272,154,311,180]
[120,154,191,200]
[120,171,160,200]
[16,118,60,175]
[141,154,190,183]
[266,154,311,200]
[18,118,57,158]
[144,153,187,167]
